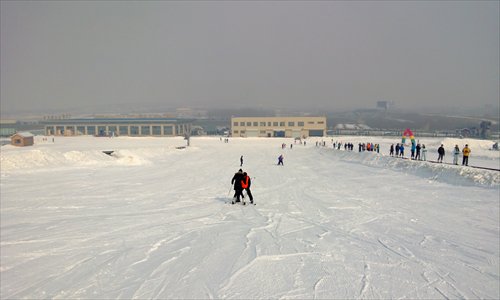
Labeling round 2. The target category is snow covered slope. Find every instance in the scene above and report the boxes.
[1,136,499,299]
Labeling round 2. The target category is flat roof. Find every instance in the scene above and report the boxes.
[41,118,194,125]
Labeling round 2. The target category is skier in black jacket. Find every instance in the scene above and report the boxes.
[231,169,245,203]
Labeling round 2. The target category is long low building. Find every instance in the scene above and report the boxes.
[231,116,327,138]
[42,118,193,137]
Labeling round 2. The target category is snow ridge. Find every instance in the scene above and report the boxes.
[320,148,500,188]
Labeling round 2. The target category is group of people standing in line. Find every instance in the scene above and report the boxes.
[390,143,427,160]
[329,140,472,166]
[388,142,471,166]
[443,144,471,166]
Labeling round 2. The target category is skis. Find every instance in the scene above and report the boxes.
[230,199,255,206]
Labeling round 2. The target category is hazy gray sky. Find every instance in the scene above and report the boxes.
[1,1,499,115]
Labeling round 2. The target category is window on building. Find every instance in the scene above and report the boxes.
[76,126,86,135]
[273,122,278,126]
[241,130,245,134]
[234,130,239,134]
[260,130,266,134]
[309,130,324,136]
[15,139,21,144]
[119,126,129,135]
[108,126,117,135]
[280,122,285,126]
[318,121,324,124]
[163,126,173,135]
[253,122,258,126]
[240,122,245,126]
[288,122,295,126]
[98,126,106,136]
[298,122,304,126]
[247,122,251,126]
[233,122,238,126]
[260,122,266,126]
[268,122,272,126]
[130,126,139,135]
[308,121,314,124]
[274,131,285,137]
[152,126,161,135]
[56,126,64,135]
[86,126,96,135]
[141,126,151,135]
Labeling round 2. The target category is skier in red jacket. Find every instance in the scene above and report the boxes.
[241,172,254,204]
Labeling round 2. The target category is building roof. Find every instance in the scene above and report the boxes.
[40,118,194,125]
[12,131,34,138]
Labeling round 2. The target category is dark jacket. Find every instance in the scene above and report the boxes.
[438,146,445,155]
[231,171,244,190]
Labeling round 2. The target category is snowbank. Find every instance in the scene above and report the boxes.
[322,148,500,188]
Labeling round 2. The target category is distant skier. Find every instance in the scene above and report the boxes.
[240,155,243,167]
[453,145,460,165]
[241,172,254,204]
[231,169,244,203]
[462,144,471,166]
[437,144,445,163]
[277,154,284,166]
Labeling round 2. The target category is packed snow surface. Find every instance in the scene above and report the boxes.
[1,136,499,299]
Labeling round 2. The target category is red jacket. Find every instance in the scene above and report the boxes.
[241,175,251,189]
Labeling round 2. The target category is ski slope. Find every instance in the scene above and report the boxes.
[1,136,499,299]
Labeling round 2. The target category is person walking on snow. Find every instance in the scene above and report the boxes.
[240,155,243,167]
[453,145,460,165]
[437,144,445,163]
[462,144,471,166]
[278,154,284,166]
[231,169,244,203]
[241,172,254,204]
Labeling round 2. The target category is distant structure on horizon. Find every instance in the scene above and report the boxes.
[377,101,393,111]
[231,116,327,138]
[41,117,193,137]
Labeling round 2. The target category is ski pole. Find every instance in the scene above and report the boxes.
[228,183,233,196]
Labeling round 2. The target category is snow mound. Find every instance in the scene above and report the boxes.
[0,148,155,172]
[111,149,153,166]
[0,143,192,172]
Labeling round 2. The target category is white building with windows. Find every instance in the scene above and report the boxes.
[42,118,193,137]
[231,116,327,138]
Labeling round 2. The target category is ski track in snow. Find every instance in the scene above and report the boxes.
[1,136,499,299]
